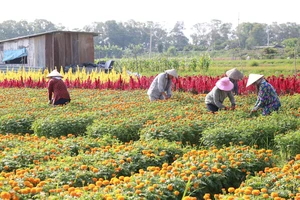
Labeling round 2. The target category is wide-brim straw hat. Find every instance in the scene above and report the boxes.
[216,77,234,91]
[165,69,178,79]
[246,74,264,87]
[226,68,244,80]
[47,69,63,78]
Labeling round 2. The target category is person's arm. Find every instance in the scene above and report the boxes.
[252,84,266,111]
[227,91,236,109]
[48,80,53,103]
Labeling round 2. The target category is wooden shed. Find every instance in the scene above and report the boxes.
[0,30,98,71]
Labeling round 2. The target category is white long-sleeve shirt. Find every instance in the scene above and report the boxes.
[147,73,173,99]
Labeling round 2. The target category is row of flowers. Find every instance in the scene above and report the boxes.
[0,87,299,199]
[0,73,299,94]
[0,131,299,200]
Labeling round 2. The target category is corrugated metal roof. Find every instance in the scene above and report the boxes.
[0,30,100,43]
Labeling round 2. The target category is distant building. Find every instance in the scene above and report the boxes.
[0,30,98,71]
[253,44,285,49]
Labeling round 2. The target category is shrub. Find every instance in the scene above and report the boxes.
[32,113,95,138]
[249,61,259,66]
[275,130,300,159]
[0,114,34,134]
[201,113,299,148]
[86,116,151,142]
[140,120,206,146]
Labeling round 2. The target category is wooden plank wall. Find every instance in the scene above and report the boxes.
[0,32,96,71]
[31,35,46,68]
[45,34,54,71]
[53,32,65,71]
[0,44,3,63]
[71,33,79,65]
[78,33,94,64]
[52,32,95,71]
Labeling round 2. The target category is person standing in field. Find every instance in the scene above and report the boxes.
[147,69,178,101]
[246,74,281,115]
[205,77,236,113]
[47,69,71,106]
[225,68,244,95]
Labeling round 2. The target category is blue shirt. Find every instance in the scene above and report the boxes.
[254,79,281,115]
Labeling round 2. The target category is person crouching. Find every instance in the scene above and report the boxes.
[47,69,71,106]
[205,77,236,113]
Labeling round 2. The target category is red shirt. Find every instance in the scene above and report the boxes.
[48,79,71,103]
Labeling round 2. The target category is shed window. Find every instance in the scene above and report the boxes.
[3,48,28,64]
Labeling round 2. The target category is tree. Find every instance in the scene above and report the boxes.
[190,22,210,50]
[104,20,127,49]
[282,38,300,58]
[30,19,58,33]
[169,21,189,51]
[191,20,233,51]
[167,46,177,56]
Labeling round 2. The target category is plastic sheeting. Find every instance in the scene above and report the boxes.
[2,48,27,62]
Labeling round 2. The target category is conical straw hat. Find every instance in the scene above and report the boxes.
[246,74,264,87]
[165,69,178,79]
[226,68,244,80]
[47,69,63,78]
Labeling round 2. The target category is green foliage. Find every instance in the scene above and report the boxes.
[199,53,211,71]
[189,57,198,71]
[32,114,95,138]
[249,60,259,66]
[0,114,34,134]
[95,45,123,58]
[140,120,206,146]
[262,47,278,59]
[275,130,300,159]
[167,46,177,56]
[201,112,299,149]
[86,118,144,142]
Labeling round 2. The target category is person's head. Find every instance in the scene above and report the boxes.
[216,77,234,91]
[47,69,63,79]
[246,74,264,87]
[226,68,244,80]
[165,69,178,80]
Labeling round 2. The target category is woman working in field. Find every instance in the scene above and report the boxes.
[47,69,71,106]
[147,69,178,101]
[246,74,281,115]
[225,68,244,95]
[205,77,236,113]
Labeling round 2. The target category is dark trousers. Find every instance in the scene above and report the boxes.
[54,98,71,105]
[206,104,219,113]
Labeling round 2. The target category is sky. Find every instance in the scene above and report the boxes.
[0,0,299,36]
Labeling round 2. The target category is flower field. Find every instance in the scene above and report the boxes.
[0,68,299,200]
[0,68,299,94]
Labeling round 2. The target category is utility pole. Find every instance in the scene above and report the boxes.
[267,25,270,46]
[237,13,243,72]
[149,28,152,59]
[294,47,297,76]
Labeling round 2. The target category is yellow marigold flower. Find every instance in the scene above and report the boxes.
[228,187,235,193]
[252,189,260,196]
[271,192,279,198]
[262,193,269,198]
